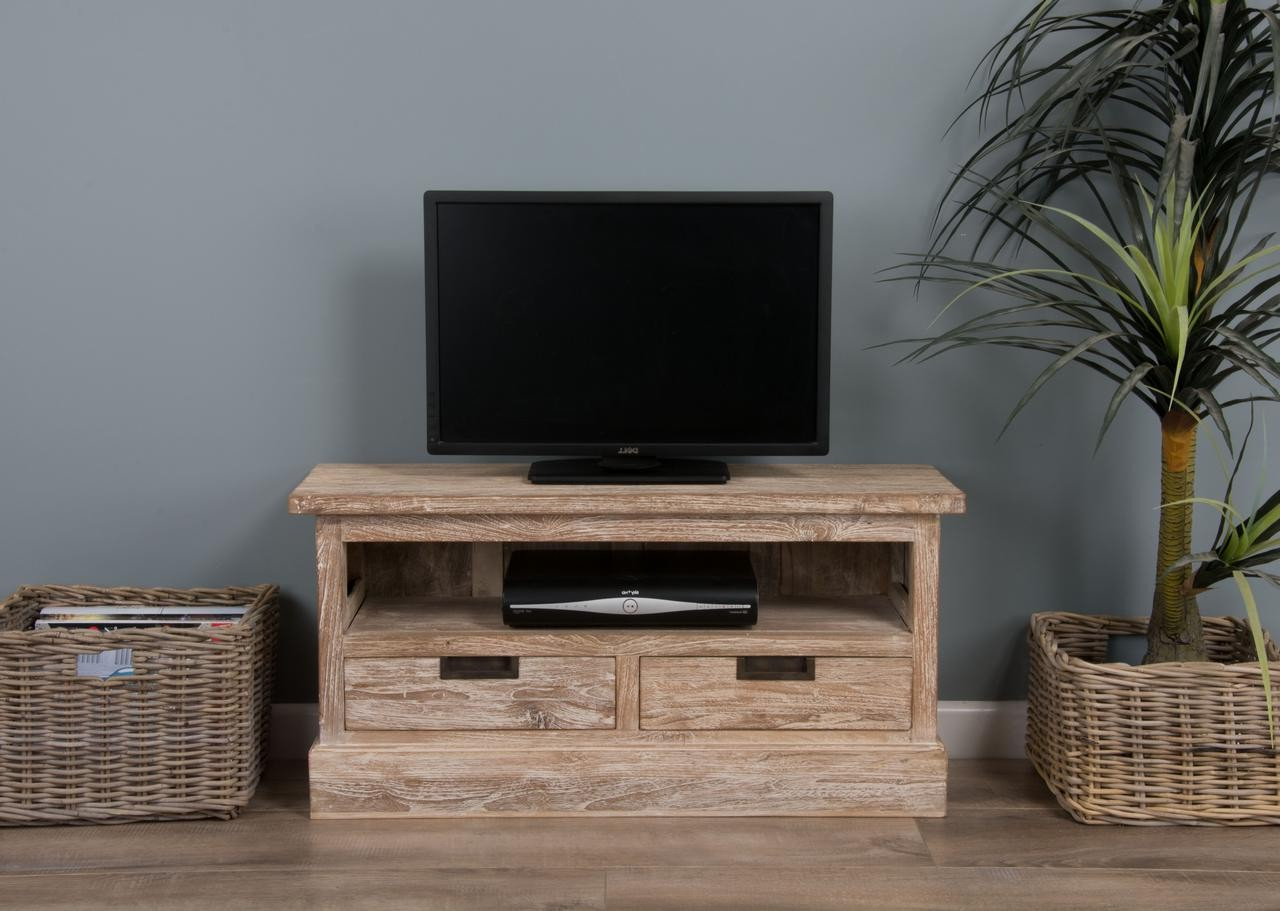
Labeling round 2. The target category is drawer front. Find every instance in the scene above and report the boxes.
[639,657,912,730]
[345,657,615,730]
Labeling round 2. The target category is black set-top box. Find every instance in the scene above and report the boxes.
[502,549,758,628]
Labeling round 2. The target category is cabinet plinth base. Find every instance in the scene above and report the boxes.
[307,740,948,818]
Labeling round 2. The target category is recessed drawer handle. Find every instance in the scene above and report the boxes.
[439,656,520,679]
[736,656,815,681]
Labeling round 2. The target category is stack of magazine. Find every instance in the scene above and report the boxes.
[34,604,247,631]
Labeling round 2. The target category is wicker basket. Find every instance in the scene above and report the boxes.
[1027,611,1280,826]
[0,584,278,825]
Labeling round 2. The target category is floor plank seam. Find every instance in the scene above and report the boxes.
[0,866,617,879]
[925,863,1280,874]
[911,818,941,867]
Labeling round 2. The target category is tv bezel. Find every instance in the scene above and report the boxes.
[424,190,832,458]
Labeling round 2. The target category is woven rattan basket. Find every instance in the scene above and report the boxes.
[0,584,277,825]
[1027,611,1280,826]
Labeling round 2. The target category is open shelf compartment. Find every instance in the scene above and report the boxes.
[341,539,914,658]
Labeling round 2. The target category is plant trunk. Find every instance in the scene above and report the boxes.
[1143,410,1207,663]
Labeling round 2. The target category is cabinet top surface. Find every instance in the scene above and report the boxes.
[288,463,965,516]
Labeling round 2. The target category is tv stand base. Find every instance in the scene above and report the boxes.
[527,456,729,484]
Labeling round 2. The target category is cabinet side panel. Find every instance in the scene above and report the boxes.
[749,543,781,596]
[316,517,348,742]
[908,519,940,742]
[888,542,913,631]
[471,543,504,597]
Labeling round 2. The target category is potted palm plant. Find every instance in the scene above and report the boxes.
[893,0,1280,823]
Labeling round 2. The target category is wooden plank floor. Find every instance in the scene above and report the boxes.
[2,760,1279,910]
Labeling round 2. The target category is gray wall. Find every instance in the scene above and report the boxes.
[3,1,1270,702]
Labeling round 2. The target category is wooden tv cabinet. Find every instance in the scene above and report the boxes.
[288,463,965,818]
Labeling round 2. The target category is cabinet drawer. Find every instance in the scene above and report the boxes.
[345,657,615,730]
[639,657,912,730]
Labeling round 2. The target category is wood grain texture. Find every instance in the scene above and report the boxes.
[359,542,472,597]
[887,582,912,632]
[946,758,1057,812]
[308,743,947,817]
[289,463,966,516]
[315,517,347,742]
[908,518,940,743]
[616,655,640,731]
[470,542,504,597]
[603,867,1280,911]
[342,595,911,658]
[918,807,1280,871]
[639,657,912,730]
[344,657,616,731]
[891,541,906,587]
[0,870,606,911]
[347,541,366,584]
[779,542,891,596]
[336,729,917,749]
[344,578,366,632]
[340,513,923,543]
[749,542,782,596]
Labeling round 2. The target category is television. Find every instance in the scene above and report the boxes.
[424,191,832,484]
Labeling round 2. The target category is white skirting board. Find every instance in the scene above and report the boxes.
[936,700,1027,760]
[268,701,1028,761]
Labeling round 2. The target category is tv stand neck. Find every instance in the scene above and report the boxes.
[596,455,663,472]
[527,456,730,485]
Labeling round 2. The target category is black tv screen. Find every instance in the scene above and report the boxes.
[425,191,831,458]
